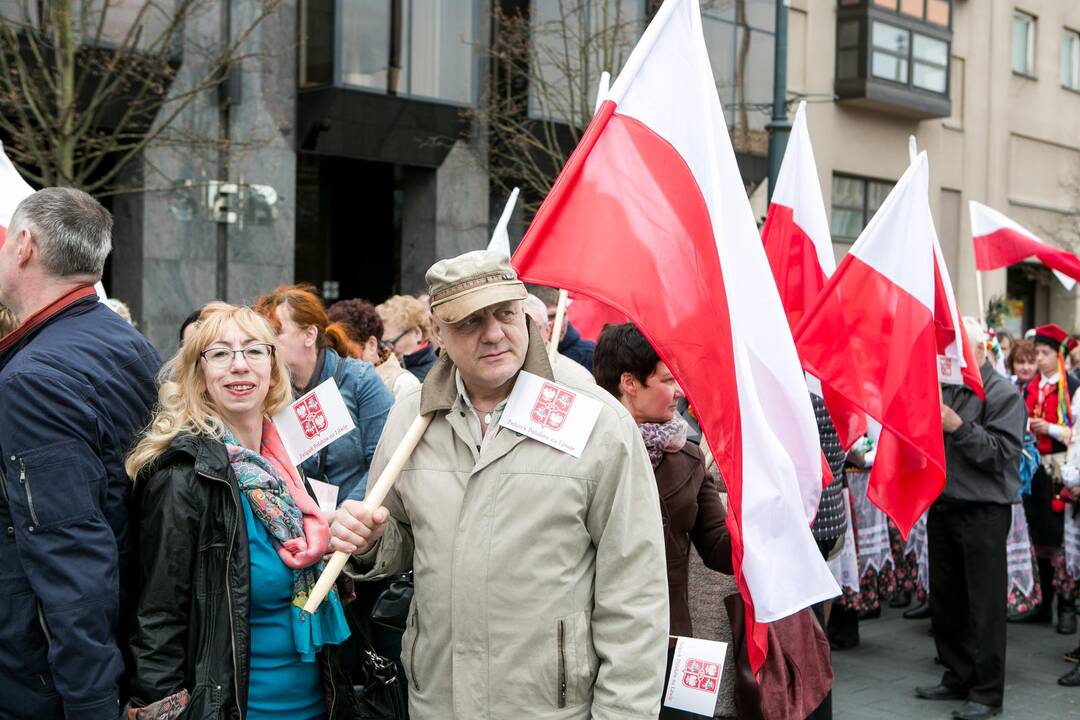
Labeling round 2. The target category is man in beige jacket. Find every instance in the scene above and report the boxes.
[331,251,669,720]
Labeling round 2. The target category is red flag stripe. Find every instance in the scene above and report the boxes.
[974,226,1080,281]
[761,202,829,333]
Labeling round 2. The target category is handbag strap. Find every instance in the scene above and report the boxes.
[314,355,347,480]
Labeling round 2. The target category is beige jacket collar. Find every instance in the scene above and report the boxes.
[419,318,555,416]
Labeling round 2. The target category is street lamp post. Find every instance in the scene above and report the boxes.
[766,0,790,203]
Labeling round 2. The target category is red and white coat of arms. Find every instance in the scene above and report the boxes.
[293,395,329,440]
[681,658,719,694]
[530,382,576,431]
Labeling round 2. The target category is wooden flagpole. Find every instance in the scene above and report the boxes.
[303,412,433,614]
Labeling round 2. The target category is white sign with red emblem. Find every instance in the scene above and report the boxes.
[664,636,729,717]
[272,378,356,466]
[499,371,602,457]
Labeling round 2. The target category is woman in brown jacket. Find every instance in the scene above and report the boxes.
[594,323,733,719]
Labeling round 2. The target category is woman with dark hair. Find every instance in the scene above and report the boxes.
[594,323,733,719]
[327,298,419,401]
[254,285,393,503]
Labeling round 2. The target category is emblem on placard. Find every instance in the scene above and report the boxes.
[681,658,720,693]
[939,356,954,376]
[530,382,576,430]
[294,395,328,439]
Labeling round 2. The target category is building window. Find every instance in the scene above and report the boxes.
[1064,29,1080,91]
[1012,11,1036,76]
[831,174,893,241]
[334,0,478,105]
[912,33,948,92]
[871,21,909,83]
[870,0,950,27]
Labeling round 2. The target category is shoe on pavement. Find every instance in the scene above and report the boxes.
[1064,646,1080,663]
[950,701,1001,719]
[889,590,912,609]
[1059,663,1080,686]
[914,684,967,701]
[904,603,931,620]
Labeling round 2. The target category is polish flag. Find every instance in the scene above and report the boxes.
[794,153,945,537]
[761,100,867,452]
[0,141,34,246]
[971,201,1080,290]
[512,0,839,673]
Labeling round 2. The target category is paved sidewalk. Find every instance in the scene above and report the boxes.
[832,606,1080,719]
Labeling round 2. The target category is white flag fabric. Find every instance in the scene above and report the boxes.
[486,187,519,257]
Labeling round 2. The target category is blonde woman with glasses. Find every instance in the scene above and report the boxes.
[125,303,357,720]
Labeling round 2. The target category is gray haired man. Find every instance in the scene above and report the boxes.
[0,188,161,719]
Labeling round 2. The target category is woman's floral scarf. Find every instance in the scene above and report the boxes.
[639,414,689,468]
[223,418,350,661]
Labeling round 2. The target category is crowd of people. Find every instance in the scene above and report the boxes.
[0,187,1075,720]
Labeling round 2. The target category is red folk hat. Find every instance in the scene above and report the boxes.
[1033,323,1078,353]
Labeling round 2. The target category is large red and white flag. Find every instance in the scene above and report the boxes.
[0,141,34,245]
[512,0,839,672]
[794,153,945,537]
[761,100,867,456]
[971,201,1080,289]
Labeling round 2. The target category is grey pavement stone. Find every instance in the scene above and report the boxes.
[833,607,1080,719]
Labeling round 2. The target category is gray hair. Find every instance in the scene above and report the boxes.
[523,293,548,326]
[962,316,986,351]
[10,187,112,279]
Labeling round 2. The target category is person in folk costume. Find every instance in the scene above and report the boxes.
[1023,324,1080,632]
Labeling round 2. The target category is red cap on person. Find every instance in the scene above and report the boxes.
[1033,324,1078,353]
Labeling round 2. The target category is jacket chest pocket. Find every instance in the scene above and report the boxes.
[11,441,100,531]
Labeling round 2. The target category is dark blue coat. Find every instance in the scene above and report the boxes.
[0,295,161,719]
[558,322,596,373]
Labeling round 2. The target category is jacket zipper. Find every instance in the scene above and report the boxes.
[557,619,567,709]
[19,459,40,527]
[198,470,243,718]
[409,611,422,692]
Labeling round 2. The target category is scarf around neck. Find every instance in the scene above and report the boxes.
[639,415,689,468]
[223,418,349,661]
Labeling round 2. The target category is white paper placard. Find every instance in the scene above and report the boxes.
[938,354,963,385]
[499,371,602,458]
[664,636,729,717]
[308,478,340,514]
[271,378,356,466]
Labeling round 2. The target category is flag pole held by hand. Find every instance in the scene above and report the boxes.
[302,412,433,614]
[548,289,569,364]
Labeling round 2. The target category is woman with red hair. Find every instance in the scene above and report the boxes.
[254,284,393,503]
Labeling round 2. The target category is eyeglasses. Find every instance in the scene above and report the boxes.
[200,343,275,368]
[383,327,416,349]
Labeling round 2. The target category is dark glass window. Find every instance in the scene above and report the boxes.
[831,174,893,242]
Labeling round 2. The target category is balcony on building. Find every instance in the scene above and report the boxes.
[297,0,478,167]
[834,0,952,119]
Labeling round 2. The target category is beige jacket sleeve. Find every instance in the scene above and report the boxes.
[586,410,670,720]
[345,406,416,580]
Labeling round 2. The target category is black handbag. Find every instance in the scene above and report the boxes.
[348,597,409,720]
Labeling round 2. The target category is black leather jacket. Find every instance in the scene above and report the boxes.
[128,433,357,719]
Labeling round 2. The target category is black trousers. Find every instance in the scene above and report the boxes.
[927,502,1011,708]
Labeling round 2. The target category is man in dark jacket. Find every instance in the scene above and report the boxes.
[914,319,1026,720]
[0,188,161,719]
[535,285,596,372]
